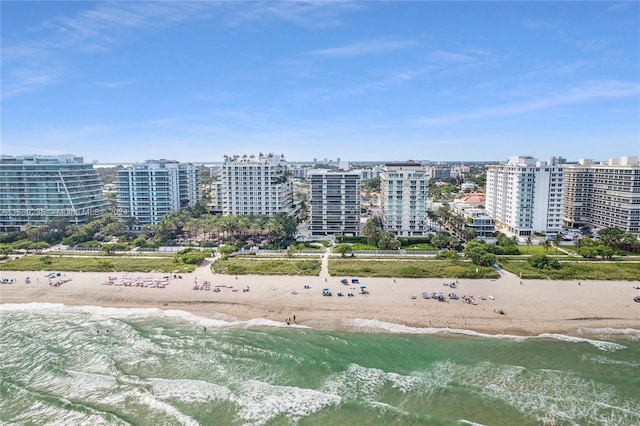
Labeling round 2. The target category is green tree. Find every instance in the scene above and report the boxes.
[599,227,624,249]
[431,232,452,249]
[362,219,381,246]
[528,254,560,269]
[361,178,381,192]
[525,236,533,254]
[334,244,353,258]
[0,246,14,259]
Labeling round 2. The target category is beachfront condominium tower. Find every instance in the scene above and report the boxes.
[380,161,430,236]
[0,155,109,232]
[563,156,640,235]
[308,169,361,236]
[117,160,201,229]
[221,153,293,216]
[485,156,565,237]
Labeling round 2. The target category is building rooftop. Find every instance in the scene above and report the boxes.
[459,193,485,205]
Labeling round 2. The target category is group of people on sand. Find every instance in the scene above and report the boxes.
[286,315,297,325]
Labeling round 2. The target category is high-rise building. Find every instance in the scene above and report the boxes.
[308,170,361,236]
[117,160,200,228]
[0,155,109,232]
[380,162,430,236]
[485,156,564,237]
[221,154,293,216]
[563,156,640,235]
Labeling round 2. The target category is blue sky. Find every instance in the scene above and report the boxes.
[2,1,639,163]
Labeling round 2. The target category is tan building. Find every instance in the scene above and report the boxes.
[562,156,640,235]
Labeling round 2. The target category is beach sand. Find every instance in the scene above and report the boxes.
[1,262,639,336]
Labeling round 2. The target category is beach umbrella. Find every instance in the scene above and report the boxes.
[360,285,366,289]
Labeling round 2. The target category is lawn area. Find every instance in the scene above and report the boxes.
[212,258,321,275]
[402,243,439,251]
[349,243,378,250]
[0,255,195,273]
[50,251,176,257]
[517,245,570,256]
[328,259,499,279]
[498,260,640,280]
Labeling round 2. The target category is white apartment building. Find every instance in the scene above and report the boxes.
[563,156,640,235]
[308,170,361,236]
[380,162,430,236]
[485,156,564,237]
[117,160,200,228]
[1,155,109,231]
[221,154,293,217]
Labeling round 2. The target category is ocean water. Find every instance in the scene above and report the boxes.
[1,304,639,426]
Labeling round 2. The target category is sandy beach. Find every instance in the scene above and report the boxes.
[2,259,639,337]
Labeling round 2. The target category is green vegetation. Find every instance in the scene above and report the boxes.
[498,260,640,280]
[403,243,438,251]
[527,254,561,270]
[430,232,460,250]
[517,245,569,256]
[435,249,459,260]
[463,242,497,266]
[0,255,196,273]
[328,259,499,278]
[349,243,378,250]
[333,244,354,257]
[361,178,381,192]
[212,258,321,275]
[174,248,211,265]
[219,245,239,256]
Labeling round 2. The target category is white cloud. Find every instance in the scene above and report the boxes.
[1,66,63,98]
[309,38,419,57]
[92,80,135,88]
[415,80,640,126]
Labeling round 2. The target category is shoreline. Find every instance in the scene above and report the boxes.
[1,269,639,338]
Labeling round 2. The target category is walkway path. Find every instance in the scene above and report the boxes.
[320,248,330,278]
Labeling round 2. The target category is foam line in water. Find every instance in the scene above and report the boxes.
[149,378,231,402]
[345,318,526,340]
[2,304,629,352]
[581,353,640,367]
[231,379,341,425]
[576,327,640,341]
[537,333,626,352]
[0,303,308,330]
[459,420,488,426]
[137,392,200,426]
[344,318,627,351]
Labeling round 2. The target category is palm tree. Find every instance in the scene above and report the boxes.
[525,236,532,254]
[363,219,380,246]
[543,239,552,252]
[553,233,563,254]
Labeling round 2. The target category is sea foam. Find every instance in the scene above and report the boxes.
[344,318,627,351]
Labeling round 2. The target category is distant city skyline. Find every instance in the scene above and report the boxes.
[2,2,639,162]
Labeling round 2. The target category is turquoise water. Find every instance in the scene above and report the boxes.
[1,304,639,426]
